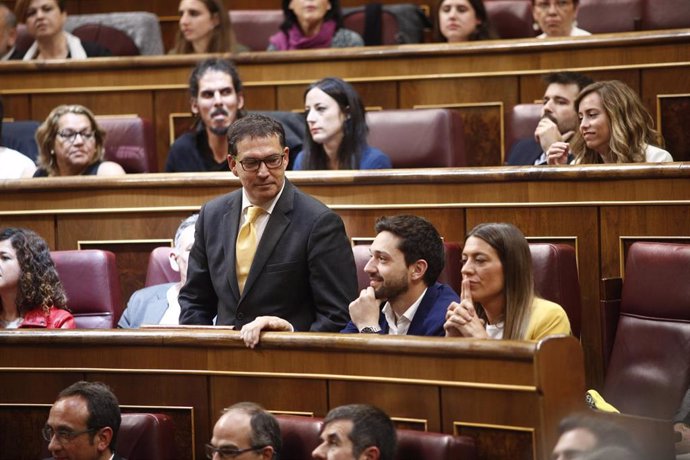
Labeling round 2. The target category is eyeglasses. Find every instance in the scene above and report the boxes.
[236,154,284,172]
[205,443,266,459]
[534,0,573,11]
[41,426,96,444]
[56,130,96,143]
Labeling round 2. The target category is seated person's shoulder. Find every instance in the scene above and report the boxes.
[97,161,126,176]
[333,28,364,47]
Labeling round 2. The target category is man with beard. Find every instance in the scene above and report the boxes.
[341,215,460,336]
[507,71,593,166]
[165,58,245,172]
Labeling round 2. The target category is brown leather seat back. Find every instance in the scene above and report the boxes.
[72,23,140,55]
[396,429,477,460]
[342,8,400,45]
[578,0,642,33]
[229,10,284,51]
[98,115,158,173]
[485,0,535,38]
[51,250,123,328]
[118,413,176,460]
[366,109,467,167]
[276,415,321,459]
[145,247,180,287]
[505,103,541,160]
[639,0,690,30]
[529,243,581,337]
[603,242,690,418]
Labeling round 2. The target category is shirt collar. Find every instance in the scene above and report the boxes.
[240,180,286,216]
[382,288,427,334]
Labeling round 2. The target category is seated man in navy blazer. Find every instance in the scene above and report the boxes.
[118,214,197,328]
[179,114,357,337]
[342,215,460,336]
[507,72,593,166]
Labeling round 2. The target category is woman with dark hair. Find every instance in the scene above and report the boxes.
[294,77,391,170]
[13,0,110,60]
[0,227,74,329]
[532,0,590,38]
[170,0,244,54]
[436,0,495,42]
[267,0,363,51]
[547,80,672,164]
[444,222,570,340]
[33,104,125,177]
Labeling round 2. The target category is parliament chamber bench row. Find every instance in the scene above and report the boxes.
[7,0,690,55]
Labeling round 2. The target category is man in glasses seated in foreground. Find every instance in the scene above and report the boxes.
[43,380,123,460]
[206,402,281,460]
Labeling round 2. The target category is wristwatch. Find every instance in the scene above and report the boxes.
[359,326,382,334]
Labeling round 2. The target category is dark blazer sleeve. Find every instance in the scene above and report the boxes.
[408,283,459,337]
[178,202,219,325]
[306,210,358,332]
[506,138,543,166]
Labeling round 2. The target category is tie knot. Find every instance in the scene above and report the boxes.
[246,206,263,224]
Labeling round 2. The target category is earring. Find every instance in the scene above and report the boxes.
[533,22,540,31]
[50,149,55,156]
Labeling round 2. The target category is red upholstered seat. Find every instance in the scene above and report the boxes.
[98,115,158,173]
[72,23,140,56]
[601,242,690,419]
[485,0,535,38]
[352,242,461,295]
[529,243,581,338]
[276,415,322,459]
[639,0,690,30]
[51,250,123,328]
[117,413,176,460]
[505,103,541,162]
[578,0,642,33]
[145,246,180,287]
[229,10,283,51]
[342,7,400,45]
[366,109,467,168]
[396,428,477,460]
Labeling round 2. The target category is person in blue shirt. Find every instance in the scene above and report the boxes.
[294,77,391,170]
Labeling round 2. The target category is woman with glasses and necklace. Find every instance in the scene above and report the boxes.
[532,0,590,38]
[0,227,75,329]
[33,105,125,177]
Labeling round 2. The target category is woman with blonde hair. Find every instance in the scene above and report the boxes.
[170,0,244,54]
[444,222,570,341]
[0,227,74,329]
[33,104,125,177]
[547,80,673,164]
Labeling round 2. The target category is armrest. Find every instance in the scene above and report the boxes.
[600,277,622,372]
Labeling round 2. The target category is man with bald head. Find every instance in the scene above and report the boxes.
[207,402,282,460]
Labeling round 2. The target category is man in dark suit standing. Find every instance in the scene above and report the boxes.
[179,113,357,336]
[507,72,593,166]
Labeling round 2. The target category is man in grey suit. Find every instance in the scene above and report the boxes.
[118,214,198,328]
[179,114,357,337]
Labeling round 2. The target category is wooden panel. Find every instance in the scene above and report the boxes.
[658,94,690,162]
[2,95,32,121]
[400,76,518,109]
[0,216,55,248]
[465,207,601,387]
[153,88,190,169]
[642,67,690,120]
[29,91,154,121]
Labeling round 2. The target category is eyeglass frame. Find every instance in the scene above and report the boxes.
[204,443,268,459]
[56,129,96,144]
[234,153,285,172]
[534,0,574,11]
[42,425,98,444]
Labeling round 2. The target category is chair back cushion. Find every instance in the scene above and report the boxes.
[603,242,690,418]
[118,413,176,460]
[342,7,400,45]
[366,109,467,167]
[1,120,40,161]
[51,250,123,328]
[639,0,690,30]
[276,415,322,459]
[506,103,541,160]
[230,10,284,51]
[98,115,158,173]
[353,242,461,294]
[578,0,642,33]
[529,243,581,337]
[145,247,180,287]
[396,429,477,460]
[71,23,139,56]
[485,0,535,38]
[65,12,164,55]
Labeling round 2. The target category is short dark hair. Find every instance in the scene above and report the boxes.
[544,71,594,92]
[558,414,635,450]
[14,0,65,22]
[223,402,282,459]
[189,58,243,98]
[57,381,121,451]
[322,404,396,460]
[227,113,286,157]
[374,215,445,286]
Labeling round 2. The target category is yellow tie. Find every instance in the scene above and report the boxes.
[236,206,263,294]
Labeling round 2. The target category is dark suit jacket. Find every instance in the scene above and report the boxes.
[675,388,690,424]
[118,283,174,328]
[179,179,357,332]
[507,138,544,165]
[340,282,459,336]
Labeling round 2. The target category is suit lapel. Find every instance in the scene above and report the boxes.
[241,180,294,297]
[223,194,243,301]
[407,285,436,335]
[143,286,170,324]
